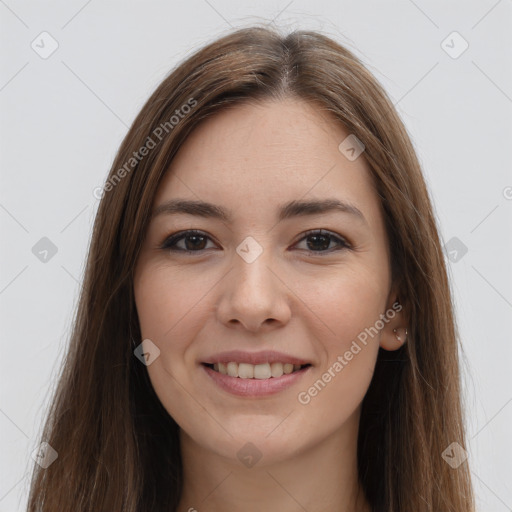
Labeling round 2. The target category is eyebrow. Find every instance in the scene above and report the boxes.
[151,198,367,224]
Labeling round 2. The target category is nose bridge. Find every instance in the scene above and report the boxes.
[232,234,276,299]
[217,234,290,331]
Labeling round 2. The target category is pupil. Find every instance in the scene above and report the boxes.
[307,234,330,251]
[186,235,207,250]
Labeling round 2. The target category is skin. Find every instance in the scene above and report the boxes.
[133,97,407,512]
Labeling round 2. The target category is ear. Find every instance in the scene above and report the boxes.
[379,289,408,351]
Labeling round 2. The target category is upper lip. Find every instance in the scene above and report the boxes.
[202,350,311,366]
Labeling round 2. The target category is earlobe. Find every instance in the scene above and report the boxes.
[379,295,408,351]
[380,324,408,351]
[392,327,408,343]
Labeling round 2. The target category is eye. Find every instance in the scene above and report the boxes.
[160,228,351,255]
[293,229,351,254]
[160,230,217,253]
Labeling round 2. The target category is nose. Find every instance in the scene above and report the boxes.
[216,242,292,333]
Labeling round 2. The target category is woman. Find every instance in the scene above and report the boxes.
[27,25,474,511]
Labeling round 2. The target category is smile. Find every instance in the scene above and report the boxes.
[201,362,312,397]
[205,361,309,379]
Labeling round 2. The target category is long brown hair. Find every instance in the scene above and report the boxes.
[26,24,474,511]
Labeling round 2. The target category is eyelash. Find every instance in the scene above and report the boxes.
[159,229,352,256]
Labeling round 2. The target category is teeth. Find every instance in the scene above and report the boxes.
[238,363,254,379]
[254,363,271,379]
[270,362,283,377]
[210,361,305,379]
[227,362,238,377]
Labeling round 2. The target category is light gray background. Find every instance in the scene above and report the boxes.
[1,1,511,510]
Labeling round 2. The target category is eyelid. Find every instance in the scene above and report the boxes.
[159,229,218,253]
[159,228,352,254]
[294,228,352,251]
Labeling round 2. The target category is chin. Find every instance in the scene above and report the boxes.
[226,428,312,466]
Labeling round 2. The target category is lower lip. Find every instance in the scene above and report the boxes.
[201,364,311,397]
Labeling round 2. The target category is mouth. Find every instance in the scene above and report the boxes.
[202,361,312,379]
[201,361,312,397]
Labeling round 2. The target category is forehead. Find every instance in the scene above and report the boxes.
[153,98,381,226]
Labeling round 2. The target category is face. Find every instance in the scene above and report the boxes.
[133,97,403,466]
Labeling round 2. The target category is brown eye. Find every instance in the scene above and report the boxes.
[294,229,351,254]
[161,230,216,253]
[160,229,351,255]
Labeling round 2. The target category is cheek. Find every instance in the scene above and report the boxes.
[300,263,389,347]
[134,266,212,431]
[134,263,209,344]
[294,265,387,411]
[133,265,204,400]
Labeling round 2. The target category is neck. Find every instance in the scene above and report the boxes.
[176,416,370,512]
